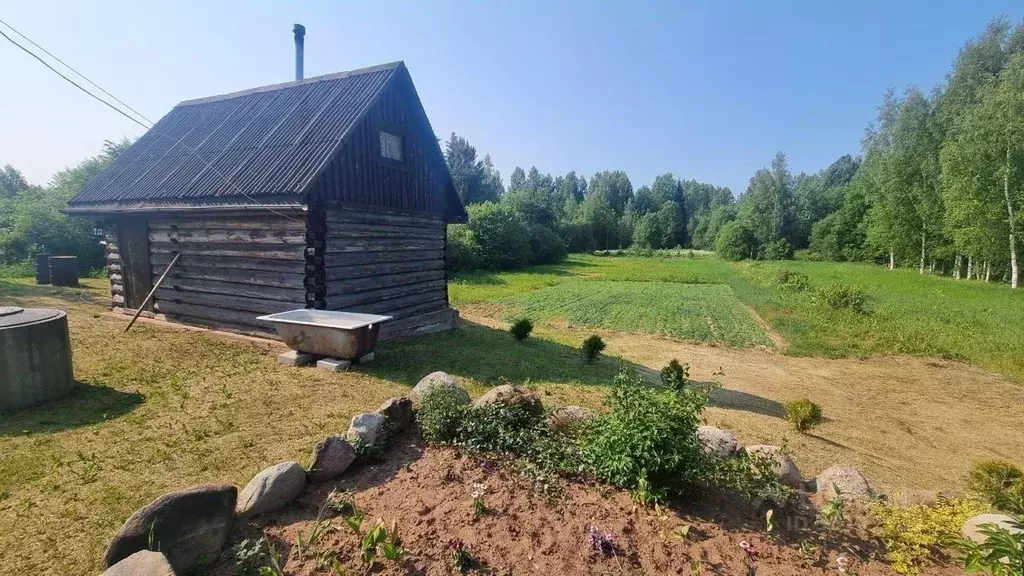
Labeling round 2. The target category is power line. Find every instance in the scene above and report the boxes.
[0,17,152,126]
[0,20,299,221]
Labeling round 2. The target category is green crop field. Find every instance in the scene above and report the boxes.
[451,254,1024,381]
[498,280,772,347]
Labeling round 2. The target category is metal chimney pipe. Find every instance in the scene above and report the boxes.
[293,23,305,81]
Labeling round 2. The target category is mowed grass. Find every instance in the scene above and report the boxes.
[498,280,772,347]
[0,279,619,575]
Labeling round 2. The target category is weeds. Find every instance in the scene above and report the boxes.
[587,526,617,557]
[232,538,266,574]
[816,283,868,313]
[326,489,356,516]
[818,486,846,529]
[359,519,403,565]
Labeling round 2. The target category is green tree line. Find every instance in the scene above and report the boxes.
[0,140,129,276]
[446,17,1024,290]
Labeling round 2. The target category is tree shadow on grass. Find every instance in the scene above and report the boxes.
[0,381,143,436]
[707,386,787,419]
[366,320,629,388]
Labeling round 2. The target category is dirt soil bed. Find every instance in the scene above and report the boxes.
[223,437,961,576]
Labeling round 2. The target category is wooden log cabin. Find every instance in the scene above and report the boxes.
[66,61,467,340]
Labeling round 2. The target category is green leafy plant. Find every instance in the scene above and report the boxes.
[509,317,534,341]
[816,283,868,313]
[967,460,1024,515]
[868,497,988,575]
[417,386,469,444]
[232,538,267,574]
[326,489,356,516]
[818,486,847,529]
[257,537,285,576]
[296,516,334,559]
[582,335,606,363]
[360,519,403,565]
[659,359,690,392]
[446,538,473,572]
[581,368,708,495]
[706,451,792,506]
[343,510,365,535]
[785,398,823,432]
[471,482,488,519]
[957,515,1024,575]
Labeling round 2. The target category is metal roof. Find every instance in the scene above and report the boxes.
[68,62,403,207]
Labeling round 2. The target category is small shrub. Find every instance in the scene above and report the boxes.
[868,497,988,575]
[446,538,473,572]
[232,538,267,574]
[659,359,690,392]
[582,335,606,363]
[509,318,534,341]
[967,460,1024,515]
[581,369,708,496]
[957,516,1024,575]
[785,398,823,432]
[776,269,811,291]
[816,283,867,313]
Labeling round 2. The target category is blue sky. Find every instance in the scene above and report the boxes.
[2,1,1022,195]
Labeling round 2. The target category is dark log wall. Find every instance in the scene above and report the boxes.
[146,213,310,336]
[322,207,457,340]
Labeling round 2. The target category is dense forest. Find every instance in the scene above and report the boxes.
[1,19,1021,289]
[444,18,1024,288]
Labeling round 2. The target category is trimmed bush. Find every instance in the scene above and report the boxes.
[714,221,758,261]
[581,369,708,501]
[659,359,689,392]
[509,318,533,341]
[582,335,606,363]
[785,398,822,432]
[816,283,868,313]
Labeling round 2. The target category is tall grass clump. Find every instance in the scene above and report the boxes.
[816,283,868,313]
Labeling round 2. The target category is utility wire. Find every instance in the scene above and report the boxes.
[0,16,152,126]
[0,20,300,221]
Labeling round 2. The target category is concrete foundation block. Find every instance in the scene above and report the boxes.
[317,358,352,372]
[278,350,316,366]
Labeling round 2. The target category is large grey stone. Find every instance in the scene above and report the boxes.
[697,426,741,458]
[962,513,1023,544]
[547,405,595,435]
[410,371,470,404]
[745,445,803,488]
[307,436,356,484]
[102,550,176,576]
[347,412,386,448]
[815,465,873,501]
[103,484,236,573]
[377,397,413,433]
[474,384,543,415]
[237,462,306,518]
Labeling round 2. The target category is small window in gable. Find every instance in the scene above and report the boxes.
[380,131,403,161]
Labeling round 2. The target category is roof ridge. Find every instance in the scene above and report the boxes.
[177,61,404,107]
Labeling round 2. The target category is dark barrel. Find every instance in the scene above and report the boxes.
[48,256,79,287]
[35,254,51,284]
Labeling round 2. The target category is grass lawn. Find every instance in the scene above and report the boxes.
[454,254,1024,381]
[1,254,1023,574]
[497,280,771,347]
